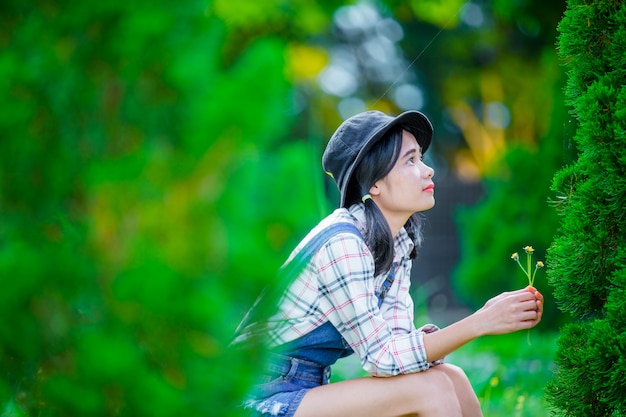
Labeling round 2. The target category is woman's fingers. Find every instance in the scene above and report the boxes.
[478,287,546,334]
[521,299,538,311]
[481,291,544,333]
[532,290,544,317]
[521,310,539,322]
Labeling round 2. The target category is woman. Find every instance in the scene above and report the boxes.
[236,110,544,417]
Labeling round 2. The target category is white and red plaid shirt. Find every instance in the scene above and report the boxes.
[265,204,442,377]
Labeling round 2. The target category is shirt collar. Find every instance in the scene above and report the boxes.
[346,203,415,262]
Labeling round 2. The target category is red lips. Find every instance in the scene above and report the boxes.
[423,184,435,192]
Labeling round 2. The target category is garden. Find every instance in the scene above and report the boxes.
[1,0,624,416]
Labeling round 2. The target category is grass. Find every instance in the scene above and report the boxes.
[332,330,558,417]
[448,331,558,417]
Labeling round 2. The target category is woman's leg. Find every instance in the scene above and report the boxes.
[294,363,482,417]
[437,364,483,417]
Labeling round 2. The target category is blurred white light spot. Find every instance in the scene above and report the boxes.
[334,3,379,32]
[486,102,511,129]
[328,46,359,74]
[318,66,358,97]
[376,18,404,42]
[393,84,425,110]
[338,97,367,120]
[461,3,484,27]
[360,36,396,63]
[365,64,400,84]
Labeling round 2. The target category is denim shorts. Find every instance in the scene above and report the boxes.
[242,353,331,417]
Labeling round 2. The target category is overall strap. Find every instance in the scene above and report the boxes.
[279,222,363,281]
[377,263,397,308]
[280,222,399,308]
[301,222,362,262]
[233,222,363,340]
[286,222,397,309]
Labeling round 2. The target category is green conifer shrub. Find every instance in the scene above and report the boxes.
[546,1,626,415]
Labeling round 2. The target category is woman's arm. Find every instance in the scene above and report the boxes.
[423,287,544,362]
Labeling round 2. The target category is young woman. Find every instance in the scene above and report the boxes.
[236,110,544,417]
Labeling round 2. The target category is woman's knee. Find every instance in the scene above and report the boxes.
[423,366,464,402]
[399,367,462,415]
[436,364,482,413]
[437,363,470,384]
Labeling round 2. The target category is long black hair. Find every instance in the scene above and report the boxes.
[348,126,422,276]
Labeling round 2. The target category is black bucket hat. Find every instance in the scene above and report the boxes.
[322,110,433,207]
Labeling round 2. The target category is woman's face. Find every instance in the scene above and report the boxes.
[370,130,435,226]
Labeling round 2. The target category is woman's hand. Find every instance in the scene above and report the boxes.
[423,287,545,362]
[475,287,544,335]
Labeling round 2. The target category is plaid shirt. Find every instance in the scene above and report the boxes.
[266,204,442,377]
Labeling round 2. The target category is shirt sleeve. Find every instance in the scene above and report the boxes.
[313,233,442,377]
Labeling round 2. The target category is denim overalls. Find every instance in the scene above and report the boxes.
[242,223,397,417]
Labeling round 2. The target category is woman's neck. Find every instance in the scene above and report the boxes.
[380,210,410,238]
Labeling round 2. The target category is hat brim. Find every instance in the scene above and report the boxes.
[340,110,433,207]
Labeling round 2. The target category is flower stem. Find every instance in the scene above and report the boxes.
[531,265,538,286]
[526,252,532,286]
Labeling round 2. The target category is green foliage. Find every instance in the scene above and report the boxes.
[546,320,626,416]
[546,0,626,415]
[453,143,560,309]
[2,0,608,415]
[0,1,327,416]
[406,0,465,28]
[452,52,570,330]
[455,332,558,417]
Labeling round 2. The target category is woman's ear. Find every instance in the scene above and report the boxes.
[369,182,381,197]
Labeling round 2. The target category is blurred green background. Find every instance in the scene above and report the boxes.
[1,0,570,416]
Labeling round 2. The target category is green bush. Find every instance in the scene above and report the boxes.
[545,1,626,415]
[0,2,327,415]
